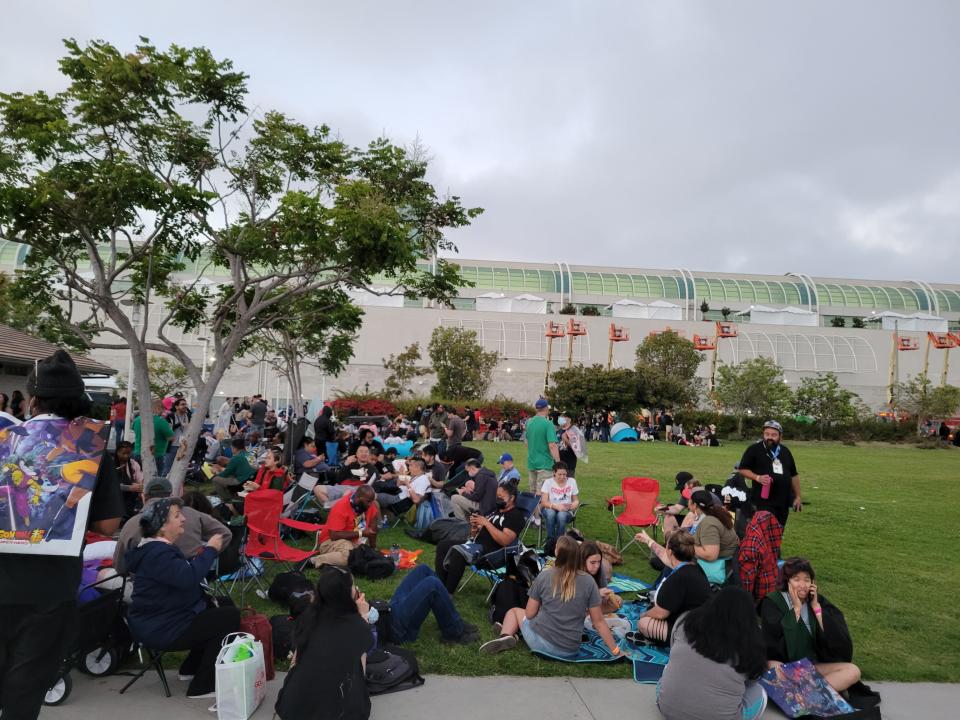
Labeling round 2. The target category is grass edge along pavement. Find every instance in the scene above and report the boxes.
[210,440,959,683]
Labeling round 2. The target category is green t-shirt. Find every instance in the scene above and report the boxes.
[132,414,175,458]
[525,415,558,471]
[220,451,256,483]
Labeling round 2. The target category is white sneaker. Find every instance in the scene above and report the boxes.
[187,690,216,699]
[178,674,195,681]
[532,517,541,527]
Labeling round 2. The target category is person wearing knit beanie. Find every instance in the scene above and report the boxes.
[23,349,91,421]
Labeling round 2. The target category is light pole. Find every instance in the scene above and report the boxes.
[120,302,142,442]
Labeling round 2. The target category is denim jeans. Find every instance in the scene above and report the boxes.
[325,441,340,467]
[389,564,464,642]
[542,508,573,541]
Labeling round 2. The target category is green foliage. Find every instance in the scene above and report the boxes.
[713,357,793,435]
[721,306,732,319]
[558,303,576,315]
[382,342,430,398]
[392,396,533,420]
[793,372,863,439]
[830,316,847,328]
[116,355,191,399]
[579,305,601,316]
[427,326,499,400]
[852,317,866,329]
[0,271,87,349]
[634,330,704,408]
[895,375,960,430]
[547,364,639,415]
[699,300,710,314]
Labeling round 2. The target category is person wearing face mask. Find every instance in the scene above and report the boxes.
[737,420,801,529]
[434,483,526,594]
[760,557,862,694]
[310,486,379,568]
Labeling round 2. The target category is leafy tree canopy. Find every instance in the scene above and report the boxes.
[428,327,498,400]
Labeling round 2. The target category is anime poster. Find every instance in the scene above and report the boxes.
[0,415,110,556]
[760,657,855,718]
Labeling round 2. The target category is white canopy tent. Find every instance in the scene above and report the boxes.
[346,286,404,308]
[610,299,649,319]
[742,305,819,327]
[646,299,683,320]
[475,292,512,313]
[511,293,548,314]
[875,312,948,332]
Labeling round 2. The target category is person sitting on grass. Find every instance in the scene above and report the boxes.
[496,452,521,486]
[387,564,481,645]
[274,565,374,720]
[479,536,621,659]
[580,541,630,638]
[539,461,580,546]
[635,533,711,645]
[656,587,769,720]
[435,483,525,594]
[637,480,703,569]
[686,489,740,584]
[759,557,861,694]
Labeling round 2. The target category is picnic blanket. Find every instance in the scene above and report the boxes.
[531,628,622,663]
[608,574,652,593]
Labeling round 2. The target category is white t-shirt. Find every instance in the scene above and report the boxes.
[540,477,579,505]
[399,473,432,501]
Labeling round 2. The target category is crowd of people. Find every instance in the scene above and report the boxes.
[0,357,879,720]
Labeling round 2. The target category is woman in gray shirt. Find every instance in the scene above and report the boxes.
[657,587,768,720]
[479,536,621,659]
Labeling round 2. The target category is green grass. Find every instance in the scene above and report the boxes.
[234,440,960,682]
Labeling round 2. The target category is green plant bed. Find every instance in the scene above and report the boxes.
[180,440,959,682]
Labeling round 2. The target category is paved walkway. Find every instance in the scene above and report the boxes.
[40,670,955,720]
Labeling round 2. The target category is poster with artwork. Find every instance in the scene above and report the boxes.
[759,657,855,718]
[0,415,110,556]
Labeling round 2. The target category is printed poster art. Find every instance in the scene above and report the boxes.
[0,414,110,556]
[759,657,855,718]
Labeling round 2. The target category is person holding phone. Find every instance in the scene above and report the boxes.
[759,557,861,693]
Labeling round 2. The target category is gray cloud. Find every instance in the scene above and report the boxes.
[3,0,958,282]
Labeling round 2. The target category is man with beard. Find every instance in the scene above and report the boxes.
[737,420,801,529]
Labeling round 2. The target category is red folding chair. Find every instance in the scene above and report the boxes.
[609,477,660,554]
[244,489,326,571]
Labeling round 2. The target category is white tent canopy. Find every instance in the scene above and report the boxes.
[511,293,547,314]
[611,299,648,319]
[475,292,512,313]
[744,304,819,327]
[874,312,948,332]
[646,299,683,320]
[346,286,404,308]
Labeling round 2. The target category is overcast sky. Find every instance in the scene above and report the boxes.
[3,1,959,283]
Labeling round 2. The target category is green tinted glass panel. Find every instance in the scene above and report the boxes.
[752,281,770,303]
[769,282,787,304]
[452,297,476,310]
[660,276,680,298]
[475,267,495,289]
[586,273,603,294]
[572,272,588,293]
[784,283,801,304]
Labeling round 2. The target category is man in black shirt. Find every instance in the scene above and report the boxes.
[439,444,483,487]
[737,420,802,529]
[434,484,525,593]
[0,351,124,720]
[420,444,448,489]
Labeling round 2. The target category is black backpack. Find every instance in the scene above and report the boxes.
[269,614,295,661]
[365,645,425,695]
[369,599,396,646]
[348,544,396,580]
[268,571,314,607]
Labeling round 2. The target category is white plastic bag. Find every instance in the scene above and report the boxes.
[215,632,266,720]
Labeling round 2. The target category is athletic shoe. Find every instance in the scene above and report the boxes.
[178,674,195,681]
[187,689,216,699]
[442,623,480,645]
[492,621,502,634]
[479,634,517,654]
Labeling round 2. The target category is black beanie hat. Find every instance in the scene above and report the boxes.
[26,350,85,399]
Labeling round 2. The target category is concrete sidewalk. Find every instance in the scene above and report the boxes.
[40,670,954,720]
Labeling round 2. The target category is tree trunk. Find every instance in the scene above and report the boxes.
[737,414,744,437]
[132,346,157,483]
[166,376,222,495]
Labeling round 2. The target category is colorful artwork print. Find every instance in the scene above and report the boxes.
[759,657,855,718]
[0,416,110,556]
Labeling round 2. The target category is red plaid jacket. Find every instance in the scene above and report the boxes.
[737,510,783,603]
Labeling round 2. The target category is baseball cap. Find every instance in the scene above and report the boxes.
[763,420,783,433]
[144,477,173,498]
[674,471,694,490]
[497,453,514,464]
[687,489,720,507]
[534,398,549,410]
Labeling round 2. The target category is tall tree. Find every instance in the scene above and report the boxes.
[0,39,479,488]
[382,342,430,398]
[117,355,191,400]
[793,372,862,439]
[895,375,960,433]
[547,364,640,415]
[634,330,704,408]
[713,357,793,435]
[427,326,498,400]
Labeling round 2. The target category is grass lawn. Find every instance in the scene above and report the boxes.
[227,440,959,682]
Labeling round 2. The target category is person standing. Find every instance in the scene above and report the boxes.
[133,398,175,477]
[313,405,339,467]
[445,412,467,449]
[110,395,127,444]
[428,404,449,456]
[249,394,268,437]
[737,420,801,529]
[0,350,124,720]
[525,399,560,520]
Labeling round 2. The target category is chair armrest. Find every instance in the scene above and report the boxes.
[279,518,325,533]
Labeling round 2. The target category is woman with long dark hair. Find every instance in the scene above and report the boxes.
[687,489,739,584]
[275,565,374,720]
[656,587,768,720]
[10,390,26,420]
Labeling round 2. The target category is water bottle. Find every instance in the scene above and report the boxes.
[760,476,771,500]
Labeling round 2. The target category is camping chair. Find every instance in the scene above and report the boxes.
[118,646,171,698]
[457,492,540,593]
[609,477,661,554]
[243,489,327,577]
[527,502,589,550]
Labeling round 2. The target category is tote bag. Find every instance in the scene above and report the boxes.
[215,632,267,720]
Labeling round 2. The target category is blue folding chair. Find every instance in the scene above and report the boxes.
[457,492,540,593]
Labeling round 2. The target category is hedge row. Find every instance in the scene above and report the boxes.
[673,410,915,442]
[331,393,535,421]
